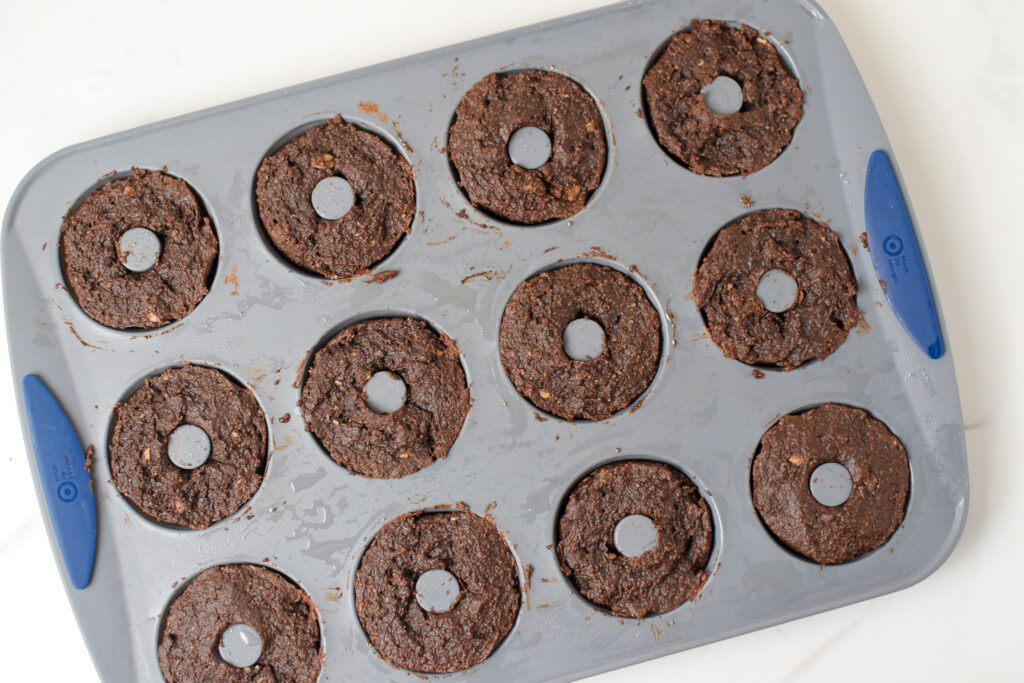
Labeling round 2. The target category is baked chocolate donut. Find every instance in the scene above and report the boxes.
[557,460,713,617]
[158,564,322,682]
[354,509,520,673]
[255,115,415,279]
[751,403,910,564]
[448,69,606,224]
[693,208,858,369]
[109,365,267,529]
[60,168,217,329]
[643,19,803,176]
[499,263,661,420]
[300,318,470,479]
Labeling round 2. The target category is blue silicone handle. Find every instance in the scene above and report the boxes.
[22,375,96,590]
[864,149,943,359]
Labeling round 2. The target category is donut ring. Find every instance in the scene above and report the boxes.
[448,69,606,224]
[354,509,520,673]
[300,318,470,479]
[255,115,416,279]
[109,365,267,529]
[60,168,217,329]
[499,263,661,420]
[693,208,858,369]
[158,564,322,682]
[643,19,804,176]
[557,461,713,617]
[751,404,910,564]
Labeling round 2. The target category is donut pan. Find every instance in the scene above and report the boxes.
[2,0,968,680]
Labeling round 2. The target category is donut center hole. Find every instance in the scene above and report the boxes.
[702,75,744,115]
[415,569,460,613]
[613,514,659,558]
[167,424,212,470]
[563,317,606,361]
[363,371,407,414]
[117,227,161,272]
[311,176,355,220]
[219,623,263,669]
[810,462,853,507]
[507,126,552,170]
[756,269,799,313]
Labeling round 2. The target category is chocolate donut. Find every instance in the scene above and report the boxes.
[448,69,606,224]
[643,19,803,176]
[557,461,713,617]
[693,208,858,369]
[60,168,217,329]
[354,509,520,673]
[300,318,470,479]
[751,403,910,564]
[255,115,415,279]
[158,564,322,682]
[109,365,267,529]
[499,263,661,420]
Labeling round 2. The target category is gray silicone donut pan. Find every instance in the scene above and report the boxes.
[2,0,968,681]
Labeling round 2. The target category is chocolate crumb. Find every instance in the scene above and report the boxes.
[364,269,399,284]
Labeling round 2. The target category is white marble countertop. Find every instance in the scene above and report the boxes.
[0,0,1020,680]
